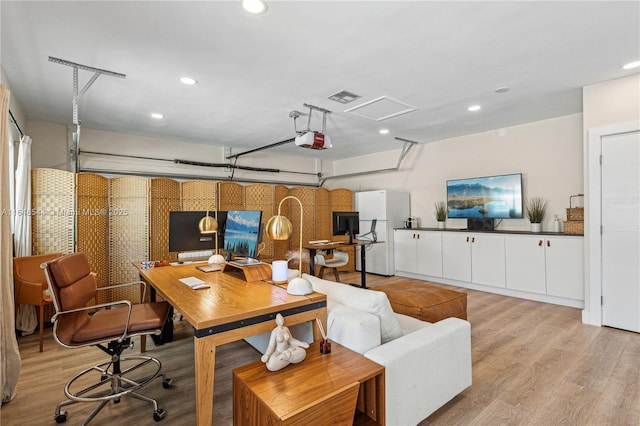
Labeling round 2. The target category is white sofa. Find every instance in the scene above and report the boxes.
[304,273,472,426]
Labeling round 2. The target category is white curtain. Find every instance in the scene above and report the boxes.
[13,135,36,334]
[1,84,22,403]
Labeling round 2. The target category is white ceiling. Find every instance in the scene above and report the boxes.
[2,1,639,161]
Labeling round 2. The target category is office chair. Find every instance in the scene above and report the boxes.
[42,252,172,424]
[314,250,349,282]
[13,252,61,352]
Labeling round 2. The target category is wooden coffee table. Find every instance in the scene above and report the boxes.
[233,341,385,425]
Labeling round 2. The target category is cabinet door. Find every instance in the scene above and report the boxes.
[442,233,471,282]
[505,235,546,294]
[545,237,584,300]
[394,230,417,273]
[471,233,505,287]
[416,231,442,277]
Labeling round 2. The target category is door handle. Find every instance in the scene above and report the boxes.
[471,237,475,243]
[547,240,551,247]
[466,236,469,242]
[538,240,543,246]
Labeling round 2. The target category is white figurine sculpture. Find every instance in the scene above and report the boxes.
[261,313,309,371]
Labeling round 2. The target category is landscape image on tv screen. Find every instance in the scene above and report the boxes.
[223,210,262,258]
[447,173,523,219]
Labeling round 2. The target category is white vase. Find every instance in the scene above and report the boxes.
[437,221,445,229]
[530,223,542,233]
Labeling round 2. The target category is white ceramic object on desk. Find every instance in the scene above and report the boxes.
[208,254,226,264]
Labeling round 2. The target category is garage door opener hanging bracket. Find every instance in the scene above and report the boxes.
[48,56,126,172]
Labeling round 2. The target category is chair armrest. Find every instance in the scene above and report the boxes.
[52,300,133,343]
[326,302,381,355]
[364,318,472,425]
[96,280,147,302]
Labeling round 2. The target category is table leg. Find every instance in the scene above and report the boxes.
[308,248,317,276]
[194,336,216,426]
[360,245,367,289]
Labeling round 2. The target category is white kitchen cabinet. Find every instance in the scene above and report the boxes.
[505,235,547,294]
[505,235,583,299]
[442,232,505,287]
[471,233,506,287]
[545,236,584,300]
[442,232,471,282]
[394,230,442,277]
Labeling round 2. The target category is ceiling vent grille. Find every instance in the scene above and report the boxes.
[345,96,418,121]
[328,90,361,104]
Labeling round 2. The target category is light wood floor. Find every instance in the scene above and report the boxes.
[2,272,639,425]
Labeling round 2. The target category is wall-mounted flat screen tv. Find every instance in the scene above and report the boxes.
[447,173,523,219]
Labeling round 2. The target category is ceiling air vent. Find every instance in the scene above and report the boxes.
[328,90,361,104]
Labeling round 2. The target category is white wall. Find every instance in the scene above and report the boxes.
[327,113,584,231]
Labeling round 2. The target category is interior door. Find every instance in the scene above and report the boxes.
[601,130,640,332]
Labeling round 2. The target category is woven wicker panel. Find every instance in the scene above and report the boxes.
[31,168,75,256]
[288,187,316,273]
[272,185,290,260]
[315,188,331,241]
[151,178,180,262]
[31,168,75,320]
[181,180,216,211]
[329,188,355,272]
[76,173,109,298]
[218,182,244,211]
[108,176,149,303]
[244,184,275,260]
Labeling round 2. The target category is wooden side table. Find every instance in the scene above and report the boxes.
[233,341,385,425]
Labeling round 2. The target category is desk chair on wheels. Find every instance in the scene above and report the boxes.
[42,252,172,425]
[314,250,349,282]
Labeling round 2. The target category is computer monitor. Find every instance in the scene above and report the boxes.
[223,210,263,262]
[332,211,360,244]
[168,211,227,253]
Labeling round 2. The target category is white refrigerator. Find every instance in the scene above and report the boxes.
[355,190,410,276]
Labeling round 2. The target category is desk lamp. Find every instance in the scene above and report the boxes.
[198,208,225,264]
[265,196,313,295]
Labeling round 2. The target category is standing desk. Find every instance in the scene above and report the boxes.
[304,240,382,289]
[135,263,327,426]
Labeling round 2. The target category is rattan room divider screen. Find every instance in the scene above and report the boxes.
[31,168,353,304]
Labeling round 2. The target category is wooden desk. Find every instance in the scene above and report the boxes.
[135,263,327,426]
[304,240,382,289]
[233,341,385,425]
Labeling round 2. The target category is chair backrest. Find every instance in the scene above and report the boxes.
[43,252,98,346]
[13,253,61,303]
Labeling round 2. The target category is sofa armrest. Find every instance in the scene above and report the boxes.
[364,317,472,426]
[327,302,381,355]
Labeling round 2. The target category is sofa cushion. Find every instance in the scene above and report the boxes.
[304,274,402,343]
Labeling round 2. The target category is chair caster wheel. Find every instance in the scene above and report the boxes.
[114,397,120,404]
[153,408,166,421]
[162,378,173,389]
[54,411,67,423]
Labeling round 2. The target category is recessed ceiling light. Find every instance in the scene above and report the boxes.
[468,105,481,112]
[150,113,164,119]
[494,87,510,94]
[622,60,640,70]
[242,0,267,14]
[179,77,198,85]
[379,129,389,135]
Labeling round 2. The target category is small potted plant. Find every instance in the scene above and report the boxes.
[434,201,447,229]
[526,197,548,232]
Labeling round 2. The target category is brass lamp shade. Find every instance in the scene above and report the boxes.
[265,215,292,241]
[198,212,218,234]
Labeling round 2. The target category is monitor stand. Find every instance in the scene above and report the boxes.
[223,260,271,282]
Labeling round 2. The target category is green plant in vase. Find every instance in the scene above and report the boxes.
[434,201,447,228]
[526,197,548,232]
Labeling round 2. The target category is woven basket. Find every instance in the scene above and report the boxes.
[566,194,584,221]
[564,220,584,235]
